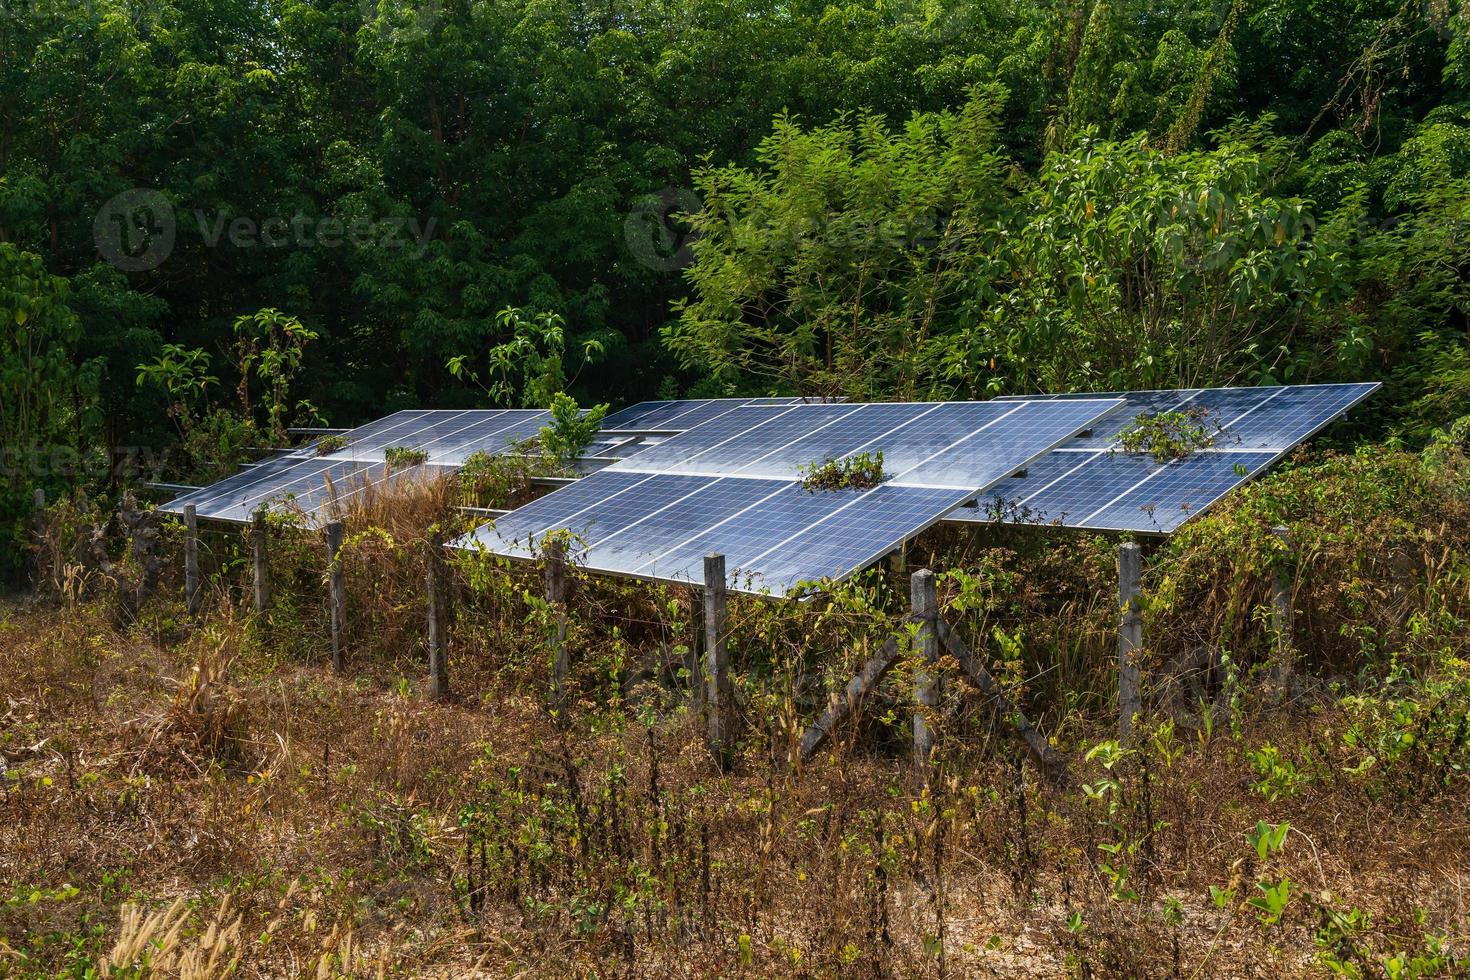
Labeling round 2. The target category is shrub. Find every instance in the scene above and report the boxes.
[384,446,429,469]
[314,434,349,456]
[538,393,608,466]
[799,451,886,492]
[1113,407,1218,462]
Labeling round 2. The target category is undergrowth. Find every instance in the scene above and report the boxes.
[3,430,1468,976]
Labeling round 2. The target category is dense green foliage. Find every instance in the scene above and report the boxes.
[0,0,1467,569]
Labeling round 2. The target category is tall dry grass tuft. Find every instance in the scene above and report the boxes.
[98,896,242,979]
[133,627,252,774]
[324,471,461,674]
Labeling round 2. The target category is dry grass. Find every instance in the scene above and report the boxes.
[3,448,1469,976]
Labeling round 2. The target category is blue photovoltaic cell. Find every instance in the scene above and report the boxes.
[612,404,858,475]
[310,409,551,465]
[598,401,669,428]
[734,402,933,478]
[287,463,456,522]
[468,472,715,561]
[582,477,784,574]
[303,410,434,452]
[600,397,814,431]
[625,482,872,588]
[454,397,1125,594]
[986,452,1171,528]
[531,474,717,560]
[1002,383,1378,452]
[968,383,1380,531]
[753,485,975,594]
[465,470,658,558]
[1082,452,1277,532]
[311,410,450,457]
[161,454,321,520]
[162,408,553,525]
[615,399,721,429]
[208,459,379,523]
[893,400,1118,488]
[1217,385,1377,450]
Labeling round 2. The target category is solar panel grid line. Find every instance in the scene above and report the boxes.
[224,459,386,522]
[509,473,664,546]
[889,400,1117,488]
[200,459,340,519]
[302,459,440,516]
[323,408,485,461]
[606,402,873,478]
[161,455,324,518]
[719,401,923,477]
[433,411,555,463]
[627,480,800,576]
[1075,451,1278,532]
[756,486,977,594]
[658,404,834,472]
[366,410,513,458]
[1012,452,1100,508]
[573,475,742,556]
[458,397,1124,595]
[670,405,882,478]
[285,409,435,459]
[280,463,392,520]
[322,409,478,459]
[615,467,809,482]
[311,411,551,516]
[217,455,402,520]
[608,398,748,432]
[655,397,769,430]
[735,403,1029,574]
[609,405,813,474]
[966,383,1380,533]
[1074,385,1280,524]
[399,409,517,453]
[726,402,947,479]
[583,478,792,575]
[881,402,1026,483]
[1210,386,1285,437]
[165,457,317,514]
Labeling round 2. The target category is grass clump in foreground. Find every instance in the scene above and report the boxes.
[2,429,1469,976]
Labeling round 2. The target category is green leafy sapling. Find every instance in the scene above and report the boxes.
[539,393,609,466]
[799,451,886,492]
[384,446,429,469]
[1114,406,1219,463]
[447,307,604,408]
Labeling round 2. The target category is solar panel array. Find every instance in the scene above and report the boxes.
[161,409,552,525]
[454,399,1123,596]
[162,384,1379,597]
[948,383,1380,533]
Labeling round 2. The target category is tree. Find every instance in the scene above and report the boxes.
[666,87,1013,400]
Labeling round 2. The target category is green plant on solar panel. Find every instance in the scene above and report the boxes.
[799,450,886,492]
[314,434,349,456]
[1114,408,1216,463]
[539,392,608,466]
[384,446,429,469]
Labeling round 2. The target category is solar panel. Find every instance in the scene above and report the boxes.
[454,398,1124,595]
[161,408,551,525]
[599,397,813,431]
[952,383,1380,533]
